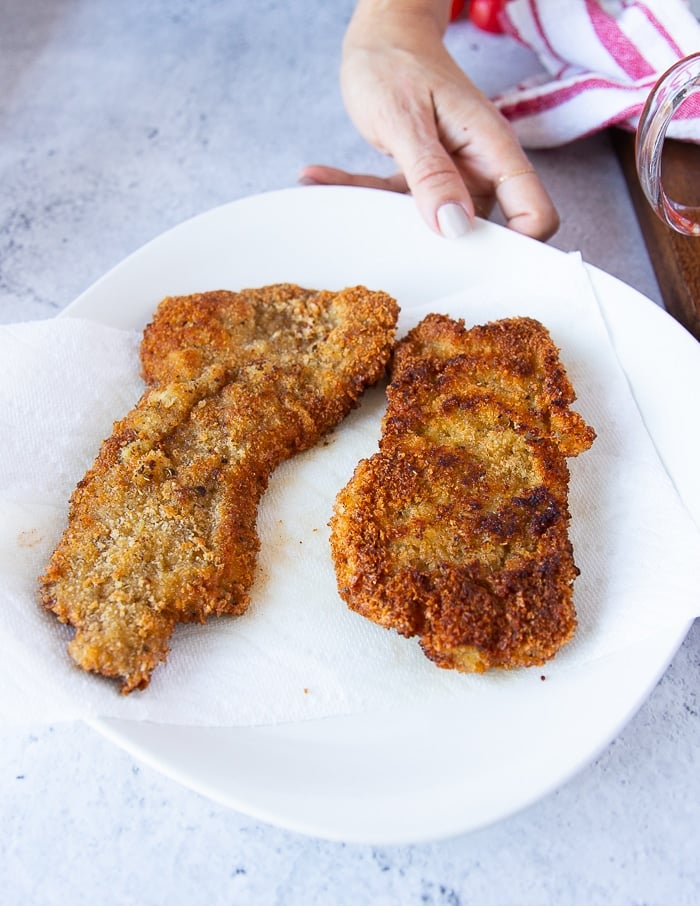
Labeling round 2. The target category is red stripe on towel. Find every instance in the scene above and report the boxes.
[635,2,685,58]
[585,0,655,79]
[498,74,654,119]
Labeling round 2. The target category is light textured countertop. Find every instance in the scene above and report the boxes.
[1,2,698,904]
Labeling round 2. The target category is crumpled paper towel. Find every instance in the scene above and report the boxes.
[1,253,698,725]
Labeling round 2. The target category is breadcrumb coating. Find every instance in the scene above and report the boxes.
[330,314,595,673]
[40,284,399,692]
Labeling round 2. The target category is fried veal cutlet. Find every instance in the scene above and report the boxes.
[330,314,595,673]
[40,284,399,693]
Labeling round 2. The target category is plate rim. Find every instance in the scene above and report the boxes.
[60,187,697,843]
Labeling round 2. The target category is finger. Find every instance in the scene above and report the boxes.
[299,165,408,194]
[494,169,559,241]
[388,124,475,238]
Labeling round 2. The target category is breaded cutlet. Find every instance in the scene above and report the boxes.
[330,313,595,673]
[40,284,399,693]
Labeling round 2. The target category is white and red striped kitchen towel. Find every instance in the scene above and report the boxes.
[491,0,700,147]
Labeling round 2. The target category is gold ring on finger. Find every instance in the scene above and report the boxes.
[495,167,536,187]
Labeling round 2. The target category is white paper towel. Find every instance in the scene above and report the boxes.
[1,256,698,725]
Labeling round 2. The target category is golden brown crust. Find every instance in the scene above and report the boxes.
[40,284,399,693]
[330,314,595,673]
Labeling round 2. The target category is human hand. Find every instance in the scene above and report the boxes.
[300,0,559,241]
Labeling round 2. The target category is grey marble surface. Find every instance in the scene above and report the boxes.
[1,2,698,904]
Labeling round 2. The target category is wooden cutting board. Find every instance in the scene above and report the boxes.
[611,129,700,341]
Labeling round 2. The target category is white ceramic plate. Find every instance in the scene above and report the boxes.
[63,187,698,844]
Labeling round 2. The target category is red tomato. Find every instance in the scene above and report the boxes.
[469,0,507,33]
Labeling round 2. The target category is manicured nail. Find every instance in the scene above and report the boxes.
[437,203,471,239]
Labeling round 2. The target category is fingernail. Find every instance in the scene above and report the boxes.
[437,203,471,239]
[298,176,320,186]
